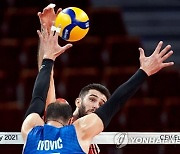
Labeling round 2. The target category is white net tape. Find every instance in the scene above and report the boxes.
[1,132,180,145]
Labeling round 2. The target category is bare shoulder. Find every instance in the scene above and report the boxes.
[74,113,103,139]
[73,113,103,153]
[21,113,44,141]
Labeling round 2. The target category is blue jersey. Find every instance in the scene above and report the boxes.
[23,124,85,154]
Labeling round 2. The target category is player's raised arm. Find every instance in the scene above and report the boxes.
[37,4,62,108]
[74,41,174,152]
[21,26,72,141]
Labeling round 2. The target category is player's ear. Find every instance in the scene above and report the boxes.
[75,98,81,108]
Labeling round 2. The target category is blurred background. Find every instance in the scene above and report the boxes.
[0,0,180,153]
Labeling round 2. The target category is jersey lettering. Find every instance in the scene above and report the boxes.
[37,137,63,151]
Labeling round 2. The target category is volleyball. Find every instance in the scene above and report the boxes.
[55,7,90,42]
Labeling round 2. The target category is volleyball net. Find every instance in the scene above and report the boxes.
[1,132,180,146]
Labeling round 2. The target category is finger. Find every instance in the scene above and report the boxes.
[44,8,55,14]
[52,21,55,29]
[54,44,73,59]
[51,24,61,37]
[50,29,55,37]
[46,3,56,9]
[37,30,41,37]
[41,23,46,31]
[56,8,62,15]
[154,41,163,54]
[161,50,174,62]
[159,45,171,57]
[43,7,49,13]
[62,44,73,51]
[53,22,60,37]
[38,12,43,23]
[42,23,48,38]
[139,47,145,59]
[54,30,59,39]
[161,61,174,69]
[43,4,56,15]
[37,12,41,17]
[37,30,43,40]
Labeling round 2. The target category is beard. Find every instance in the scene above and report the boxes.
[78,103,87,118]
[78,103,96,118]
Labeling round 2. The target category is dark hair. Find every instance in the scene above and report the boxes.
[79,83,111,100]
[46,102,72,123]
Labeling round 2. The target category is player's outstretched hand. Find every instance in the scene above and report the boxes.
[37,3,61,33]
[37,24,72,61]
[139,41,174,76]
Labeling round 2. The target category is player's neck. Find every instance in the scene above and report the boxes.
[46,119,64,128]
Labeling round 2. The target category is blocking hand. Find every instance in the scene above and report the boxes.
[139,41,174,76]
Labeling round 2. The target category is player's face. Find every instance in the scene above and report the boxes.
[78,89,107,117]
